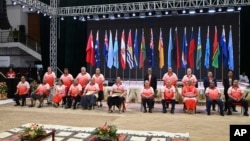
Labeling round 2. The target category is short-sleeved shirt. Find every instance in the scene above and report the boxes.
[162,85,176,99]
[76,72,91,88]
[43,72,56,87]
[17,81,30,95]
[6,72,16,78]
[69,84,82,97]
[60,74,74,88]
[111,83,126,92]
[92,74,105,91]
[182,85,198,97]
[85,83,99,92]
[55,85,66,96]
[228,86,244,99]
[182,74,197,86]
[141,87,154,97]
[36,83,50,95]
[162,73,178,86]
[205,87,220,100]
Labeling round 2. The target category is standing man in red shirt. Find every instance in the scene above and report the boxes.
[60,68,74,106]
[227,80,249,116]
[205,81,224,116]
[14,76,30,106]
[43,66,56,105]
[76,67,91,92]
[162,67,178,87]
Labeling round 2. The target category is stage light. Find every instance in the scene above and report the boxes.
[21,5,25,9]
[208,8,215,13]
[132,13,136,17]
[29,7,33,12]
[227,7,234,12]
[139,12,146,18]
[43,13,47,16]
[165,11,169,15]
[93,15,99,21]
[237,7,241,11]
[109,14,115,20]
[102,15,106,18]
[182,9,186,14]
[80,16,86,22]
[73,16,77,20]
[155,11,162,17]
[61,17,64,21]
[117,14,121,18]
[124,13,129,19]
[218,8,222,12]
[87,15,90,19]
[199,9,203,13]
[12,1,17,6]
[49,16,52,19]
[148,12,152,16]
[189,9,196,14]
[37,10,40,14]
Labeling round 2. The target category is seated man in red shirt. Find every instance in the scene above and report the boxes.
[205,81,224,116]
[182,79,198,114]
[227,80,249,116]
[141,80,154,113]
[14,76,30,106]
[65,79,82,109]
[29,79,50,108]
[161,80,176,114]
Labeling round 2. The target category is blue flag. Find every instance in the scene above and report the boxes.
[149,28,155,68]
[228,27,234,70]
[94,31,100,67]
[133,29,139,68]
[113,30,119,69]
[204,26,210,69]
[107,30,113,69]
[167,28,173,67]
[181,27,187,68]
[219,26,228,67]
[103,30,108,63]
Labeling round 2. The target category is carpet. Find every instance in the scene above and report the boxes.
[0,123,190,141]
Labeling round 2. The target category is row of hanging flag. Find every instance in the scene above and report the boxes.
[85,25,234,71]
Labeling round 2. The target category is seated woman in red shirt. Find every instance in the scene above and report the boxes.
[52,79,66,108]
[205,81,224,116]
[29,79,50,108]
[65,79,82,109]
[81,78,99,110]
[161,80,176,114]
[182,79,198,114]
[141,80,154,113]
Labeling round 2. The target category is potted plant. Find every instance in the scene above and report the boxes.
[0,82,8,100]
[19,123,46,139]
[91,122,118,141]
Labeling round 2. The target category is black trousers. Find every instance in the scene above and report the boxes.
[206,99,223,114]
[107,96,125,109]
[162,99,175,111]
[142,97,153,111]
[228,98,248,113]
[67,95,81,108]
[14,94,27,105]
[224,94,236,110]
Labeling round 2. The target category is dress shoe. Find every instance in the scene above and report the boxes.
[212,109,216,111]
[220,113,224,116]
[207,112,210,115]
[244,112,249,116]
[143,110,147,113]
[14,104,20,106]
[233,109,238,112]
[170,110,174,114]
[149,109,152,113]
[162,110,167,113]
[29,105,34,107]
[37,105,41,108]
[224,109,227,111]
[227,111,232,115]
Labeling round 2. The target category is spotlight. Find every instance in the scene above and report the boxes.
[139,12,146,18]
[80,16,85,22]
[37,10,40,14]
[73,16,77,20]
[87,15,90,19]
[93,15,99,21]
[49,16,52,19]
[117,14,121,18]
[124,13,129,19]
[189,9,196,14]
[218,8,222,12]
[182,9,186,14]
[156,11,162,17]
[12,1,17,6]
[29,7,33,12]
[43,13,47,16]
[199,9,203,13]
[21,5,25,9]
[109,14,115,20]
[148,12,152,16]
[61,17,64,21]
[165,11,169,15]
[237,7,241,11]
[208,8,216,13]
[227,7,234,12]
[132,13,136,17]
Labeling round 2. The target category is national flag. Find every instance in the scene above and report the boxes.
[86,31,95,66]
[204,26,210,69]
[120,30,126,69]
[188,27,195,68]
[94,30,100,67]
[228,26,234,70]
[181,27,187,69]
[212,26,220,68]
[139,29,146,68]
[133,29,139,68]
[167,28,173,67]
[107,30,113,69]
[126,29,134,69]
[103,30,108,63]
[173,27,180,68]
[196,27,202,70]
[158,28,164,69]
[219,26,228,67]
[113,30,119,69]
[149,28,155,68]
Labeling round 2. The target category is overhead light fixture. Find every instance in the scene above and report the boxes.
[237,7,241,11]
[189,9,196,14]
[93,15,99,21]
[148,12,152,16]
[102,15,106,18]
[12,1,17,5]
[29,7,33,12]
[132,13,136,17]
[139,12,146,18]
[87,15,90,19]
[73,16,77,20]
[165,11,169,15]
[21,5,25,9]
[49,16,52,19]
[182,9,186,14]
[43,13,47,16]
[208,8,216,13]
[124,13,129,19]
[155,11,162,17]
[117,14,121,18]
[109,14,115,20]
[199,9,203,13]
[227,7,234,12]
[61,17,64,21]
[80,16,86,22]
[37,10,40,14]
[218,8,222,12]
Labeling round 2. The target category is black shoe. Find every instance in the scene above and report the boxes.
[224,109,227,111]
[47,102,52,105]
[100,104,102,107]
[143,110,147,113]
[73,106,76,110]
[29,105,34,107]
[212,108,216,111]
[37,105,41,108]
[227,111,232,115]
[233,109,238,112]
[149,109,152,113]
[162,110,167,113]
[244,112,249,116]
[170,110,174,114]
[65,106,70,109]
[207,112,210,115]
[14,104,20,106]
[220,113,224,116]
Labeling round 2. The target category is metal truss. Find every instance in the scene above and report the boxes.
[49,0,58,75]
[58,0,250,16]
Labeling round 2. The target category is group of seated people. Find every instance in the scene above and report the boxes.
[12,66,249,116]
